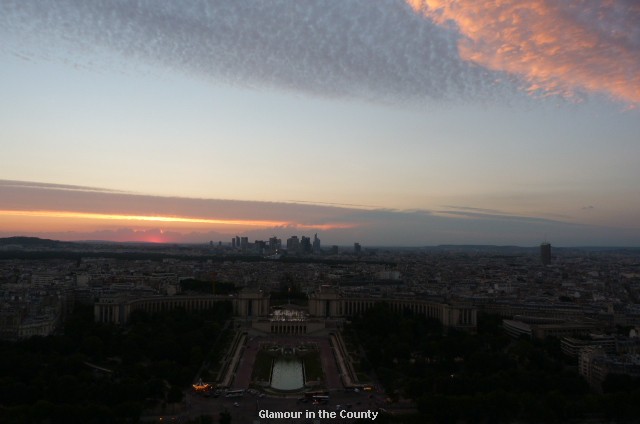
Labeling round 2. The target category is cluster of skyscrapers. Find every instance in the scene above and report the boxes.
[231,234,322,254]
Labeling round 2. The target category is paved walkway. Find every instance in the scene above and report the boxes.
[317,336,342,390]
[220,332,246,388]
[231,335,257,389]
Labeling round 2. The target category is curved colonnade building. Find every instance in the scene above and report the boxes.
[94,287,477,332]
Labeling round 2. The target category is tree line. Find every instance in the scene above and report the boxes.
[348,304,640,423]
[0,303,232,423]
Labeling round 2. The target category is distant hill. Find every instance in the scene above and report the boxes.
[430,245,536,253]
[429,244,640,254]
[0,236,73,247]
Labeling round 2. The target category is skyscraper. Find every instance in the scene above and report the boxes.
[240,237,249,251]
[268,236,281,253]
[540,242,551,265]
[300,236,312,253]
[312,233,321,253]
[286,236,300,253]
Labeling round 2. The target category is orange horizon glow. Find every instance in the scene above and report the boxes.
[0,210,357,232]
[0,209,289,228]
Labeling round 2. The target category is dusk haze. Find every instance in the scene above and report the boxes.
[2,0,639,247]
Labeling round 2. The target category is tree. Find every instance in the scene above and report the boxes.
[167,385,184,403]
[219,409,232,424]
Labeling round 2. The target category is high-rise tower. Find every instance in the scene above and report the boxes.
[312,233,321,253]
[540,242,551,265]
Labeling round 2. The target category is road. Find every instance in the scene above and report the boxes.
[148,389,386,423]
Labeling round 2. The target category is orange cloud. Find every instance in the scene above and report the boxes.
[407,0,640,105]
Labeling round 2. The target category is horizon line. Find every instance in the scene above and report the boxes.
[2,235,639,250]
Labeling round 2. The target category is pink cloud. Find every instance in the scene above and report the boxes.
[407,0,640,105]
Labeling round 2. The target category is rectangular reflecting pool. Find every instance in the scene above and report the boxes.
[270,357,304,391]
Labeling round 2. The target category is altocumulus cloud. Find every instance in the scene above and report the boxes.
[408,0,640,105]
[1,0,508,102]
[3,1,637,105]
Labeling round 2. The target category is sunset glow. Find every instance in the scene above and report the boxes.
[407,0,640,105]
[0,209,357,237]
[0,210,288,227]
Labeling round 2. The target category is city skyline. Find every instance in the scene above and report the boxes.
[1,1,639,246]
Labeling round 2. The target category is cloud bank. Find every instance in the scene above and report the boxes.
[408,0,640,105]
[2,180,639,246]
[0,180,355,228]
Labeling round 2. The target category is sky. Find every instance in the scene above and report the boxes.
[1,0,639,246]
